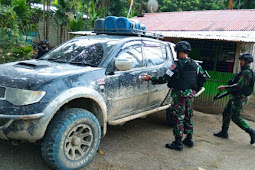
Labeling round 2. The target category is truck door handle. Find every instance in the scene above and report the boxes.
[138,73,147,80]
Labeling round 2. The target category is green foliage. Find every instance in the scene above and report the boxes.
[1,0,12,6]
[12,0,39,34]
[12,0,29,17]
[0,5,19,30]
[233,0,255,9]
[0,4,20,49]
[12,45,33,59]
[106,0,129,16]
[0,1,38,63]
[0,45,33,64]
[88,1,104,28]
[200,0,225,10]
[160,0,225,12]
[54,0,69,26]
[69,13,86,31]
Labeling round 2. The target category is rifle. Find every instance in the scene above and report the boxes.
[213,91,230,101]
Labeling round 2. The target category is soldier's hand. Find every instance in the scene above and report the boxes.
[218,85,226,92]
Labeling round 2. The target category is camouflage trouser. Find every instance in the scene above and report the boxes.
[222,97,250,130]
[170,92,194,138]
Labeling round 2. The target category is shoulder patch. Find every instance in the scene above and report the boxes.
[170,64,176,70]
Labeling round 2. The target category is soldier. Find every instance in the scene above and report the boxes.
[142,41,205,151]
[36,40,50,59]
[214,53,255,144]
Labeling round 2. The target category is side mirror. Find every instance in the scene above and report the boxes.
[115,58,132,71]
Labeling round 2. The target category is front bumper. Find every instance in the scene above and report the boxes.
[0,113,45,140]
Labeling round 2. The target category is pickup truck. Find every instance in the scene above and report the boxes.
[0,33,176,169]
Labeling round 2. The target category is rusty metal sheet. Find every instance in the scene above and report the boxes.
[154,31,255,43]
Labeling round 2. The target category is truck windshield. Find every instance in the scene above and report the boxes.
[40,38,118,67]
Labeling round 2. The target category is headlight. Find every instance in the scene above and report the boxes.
[5,87,46,106]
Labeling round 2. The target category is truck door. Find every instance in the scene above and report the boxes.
[143,41,174,108]
[105,40,149,120]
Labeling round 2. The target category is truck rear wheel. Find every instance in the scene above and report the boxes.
[41,108,101,169]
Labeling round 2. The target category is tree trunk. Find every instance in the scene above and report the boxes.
[57,24,59,45]
[229,0,234,9]
[46,0,50,41]
[102,0,105,16]
[60,25,63,44]
[43,0,46,40]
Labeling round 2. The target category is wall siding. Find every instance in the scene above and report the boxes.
[194,71,234,108]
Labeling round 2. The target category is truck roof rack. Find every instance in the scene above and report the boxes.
[92,16,164,39]
[93,29,164,39]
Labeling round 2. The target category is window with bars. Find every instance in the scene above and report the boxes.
[184,39,237,73]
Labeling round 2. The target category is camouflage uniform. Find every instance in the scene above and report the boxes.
[221,65,253,131]
[215,53,255,145]
[152,58,205,138]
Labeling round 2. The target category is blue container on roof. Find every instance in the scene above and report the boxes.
[140,24,146,31]
[130,19,141,30]
[140,24,146,34]
[115,17,141,33]
[104,16,117,32]
[94,18,105,32]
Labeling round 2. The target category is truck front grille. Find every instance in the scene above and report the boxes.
[0,87,6,99]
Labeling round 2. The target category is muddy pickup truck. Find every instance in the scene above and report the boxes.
[0,34,176,169]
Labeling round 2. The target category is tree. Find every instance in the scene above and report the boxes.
[0,4,19,49]
[106,0,130,17]
[235,0,255,9]
[160,0,225,12]
[87,1,104,28]
[69,12,87,31]
[0,2,35,63]
[199,0,225,10]
[53,0,70,43]
[12,0,38,35]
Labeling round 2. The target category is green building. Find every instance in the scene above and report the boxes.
[134,9,255,113]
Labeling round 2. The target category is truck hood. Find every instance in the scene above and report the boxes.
[0,60,100,90]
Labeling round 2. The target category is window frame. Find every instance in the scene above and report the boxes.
[113,40,145,72]
[142,40,169,68]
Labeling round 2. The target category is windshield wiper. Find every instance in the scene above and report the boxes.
[69,61,97,67]
[52,60,67,63]
[47,58,67,63]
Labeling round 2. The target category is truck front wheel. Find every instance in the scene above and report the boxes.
[41,108,101,169]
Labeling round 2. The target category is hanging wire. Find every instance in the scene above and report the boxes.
[144,2,169,30]
[127,0,134,18]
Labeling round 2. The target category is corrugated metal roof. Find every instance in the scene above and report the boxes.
[154,31,255,43]
[134,9,255,31]
[68,31,255,43]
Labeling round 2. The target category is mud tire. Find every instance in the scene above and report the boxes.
[41,108,101,169]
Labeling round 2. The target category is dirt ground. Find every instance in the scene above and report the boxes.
[0,110,255,170]
[243,95,255,121]
[194,95,255,122]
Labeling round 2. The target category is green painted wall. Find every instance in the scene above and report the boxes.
[194,71,234,108]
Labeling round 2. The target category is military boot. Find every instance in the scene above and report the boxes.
[245,127,255,144]
[214,126,228,139]
[165,137,183,151]
[182,134,194,147]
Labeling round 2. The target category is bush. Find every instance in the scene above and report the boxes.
[0,45,33,64]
